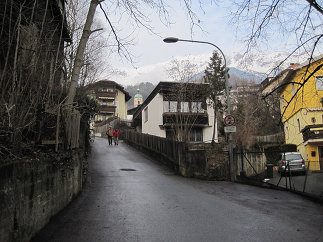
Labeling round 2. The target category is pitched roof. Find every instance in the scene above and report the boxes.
[132,81,208,120]
[259,54,323,96]
[86,79,131,101]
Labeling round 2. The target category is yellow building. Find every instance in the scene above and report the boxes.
[276,55,323,170]
[86,80,131,123]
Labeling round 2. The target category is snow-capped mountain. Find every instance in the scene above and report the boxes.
[110,51,308,86]
[228,51,307,77]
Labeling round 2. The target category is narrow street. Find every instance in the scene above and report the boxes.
[32,138,323,242]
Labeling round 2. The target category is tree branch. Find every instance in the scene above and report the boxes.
[306,0,323,15]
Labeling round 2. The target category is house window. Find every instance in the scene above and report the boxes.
[115,101,119,108]
[169,101,177,112]
[191,102,198,113]
[102,115,107,121]
[102,101,107,106]
[181,102,189,112]
[297,118,301,133]
[163,101,170,112]
[316,76,323,91]
[144,107,148,123]
[311,117,316,123]
[102,88,107,92]
[189,128,203,142]
[198,102,205,113]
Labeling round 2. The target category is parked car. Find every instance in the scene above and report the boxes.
[277,152,306,175]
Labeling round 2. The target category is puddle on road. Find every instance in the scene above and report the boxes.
[120,168,137,172]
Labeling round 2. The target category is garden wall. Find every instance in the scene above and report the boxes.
[0,150,87,242]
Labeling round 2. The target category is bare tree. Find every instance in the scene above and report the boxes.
[66,0,103,107]
[231,0,323,122]
[64,0,218,107]
[0,0,69,148]
[233,82,283,149]
[65,0,111,88]
[231,0,322,58]
[166,59,208,142]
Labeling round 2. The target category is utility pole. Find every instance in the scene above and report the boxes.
[163,37,235,182]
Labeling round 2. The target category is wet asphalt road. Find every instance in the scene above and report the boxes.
[32,138,323,242]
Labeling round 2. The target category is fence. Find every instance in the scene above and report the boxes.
[235,150,267,178]
[41,106,82,151]
[255,132,284,143]
[93,118,120,137]
[124,130,184,165]
[124,130,230,180]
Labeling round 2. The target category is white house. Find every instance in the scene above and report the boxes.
[132,82,217,143]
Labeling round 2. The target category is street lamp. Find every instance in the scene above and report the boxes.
[163,37,235,182]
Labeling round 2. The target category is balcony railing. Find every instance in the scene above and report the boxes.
[99,105,116,113]
[162,112,208,126]
[302,124,323,143]
[96,91,116,99]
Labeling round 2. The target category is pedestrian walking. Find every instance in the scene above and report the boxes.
[113,129,120,145]
[106,127,113,145]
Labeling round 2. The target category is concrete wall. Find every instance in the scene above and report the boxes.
[0,150,86,242]
[235,151,266,177]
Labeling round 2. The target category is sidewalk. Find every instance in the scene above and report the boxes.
[267,170,323,199]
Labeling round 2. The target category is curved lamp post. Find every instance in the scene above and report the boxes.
[163,37,235,182]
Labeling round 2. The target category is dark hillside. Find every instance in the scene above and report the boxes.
[126,82,156,109]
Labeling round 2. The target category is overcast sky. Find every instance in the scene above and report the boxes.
[97,1,243,67]
[93,0,322,85]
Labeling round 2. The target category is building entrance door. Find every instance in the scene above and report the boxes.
[318,146,323,170]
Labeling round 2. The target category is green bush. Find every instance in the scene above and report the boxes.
[263,144,297,164]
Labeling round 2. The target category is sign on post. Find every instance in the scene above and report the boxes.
[224,115,236,133]
[224,126,236,133]
[224,114,236,126]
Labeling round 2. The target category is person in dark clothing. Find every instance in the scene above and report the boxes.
[106,127,113,145]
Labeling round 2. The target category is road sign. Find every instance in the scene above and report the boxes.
[224,126,236,133]
[224,115,236,126]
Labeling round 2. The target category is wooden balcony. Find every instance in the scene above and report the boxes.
[162,112,209,126]
[99,105,116,113]
[302,124,323,144]
[96,91,116,99]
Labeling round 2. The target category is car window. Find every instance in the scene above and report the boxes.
[284,154,302,160]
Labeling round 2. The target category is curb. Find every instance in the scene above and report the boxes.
[236,177,323,204]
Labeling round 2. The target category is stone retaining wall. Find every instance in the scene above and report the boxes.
[0,150,86,242]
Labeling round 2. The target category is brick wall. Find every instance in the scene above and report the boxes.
[0,150,86,242]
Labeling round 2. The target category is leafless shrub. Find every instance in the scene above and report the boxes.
[0,0,68,149]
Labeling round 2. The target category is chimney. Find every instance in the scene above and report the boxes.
[288,63,300,69]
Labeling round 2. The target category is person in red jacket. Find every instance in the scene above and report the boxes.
[113,129,120,145]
